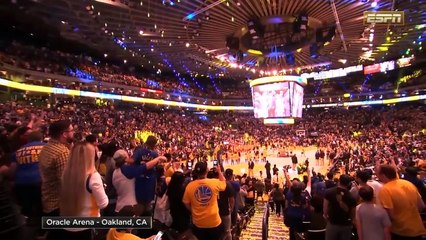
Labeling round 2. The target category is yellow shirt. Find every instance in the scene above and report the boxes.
[183,178,226,228]
[107,229,141,240]
[164,166,175,178]
[378,179,426,237]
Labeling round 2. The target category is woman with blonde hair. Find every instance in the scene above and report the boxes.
[60,142,109,240]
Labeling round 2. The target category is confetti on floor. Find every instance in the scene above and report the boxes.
[240,203,289,240]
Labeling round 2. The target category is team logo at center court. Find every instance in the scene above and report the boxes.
[194,185,212,205]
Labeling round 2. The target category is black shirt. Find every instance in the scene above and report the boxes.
[218,181,235,216]
[324,186,356,225]
[325,180,336,189]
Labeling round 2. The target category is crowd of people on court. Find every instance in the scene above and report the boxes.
[0,100,425,240]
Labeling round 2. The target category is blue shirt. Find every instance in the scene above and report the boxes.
[12,141,46,185]
[132,147,158,202]
[230,180,241,210]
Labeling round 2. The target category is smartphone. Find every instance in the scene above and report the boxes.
[154,231,163,240]
[213,160,218,167]
[188,161,193,170]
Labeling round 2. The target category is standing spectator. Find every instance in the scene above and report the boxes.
[132,135,160,214]
[273,164,279,176]
[112,149,152,216]
[307,195,327,240]
[10,131,46,237]
[292,154,298,169]
[377,165,426,239]
[208,168,234,240]
[356,186,391,240]
[39,120,74,240]
[265,160,271,179]
[323,174,357,240]
[350,169,382,202]
[248,160,254,178]
[60,142,109,240]
[325,172,336,189]
[403,166,426,202]
[183,161,226,240]
[168,171,191,233]
[254,178,265,202]
[271,183,285,217]
[225,168,240,225]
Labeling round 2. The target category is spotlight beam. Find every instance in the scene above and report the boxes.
[329,0,347,52]
[183,0,227,21]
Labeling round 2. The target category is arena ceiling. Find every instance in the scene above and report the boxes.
[1,0,425,78]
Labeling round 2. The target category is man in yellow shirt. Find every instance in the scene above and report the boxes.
[377,164,426,239]
[183,161,226,240]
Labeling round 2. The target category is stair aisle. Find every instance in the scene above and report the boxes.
[239,203,289,240]
[268,211,290,240]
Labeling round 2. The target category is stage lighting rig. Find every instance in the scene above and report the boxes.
[293,13,309,33]
[310,43,319,59]
[247,19,264,40]
[285,52,296,66]
[162,0,175,6]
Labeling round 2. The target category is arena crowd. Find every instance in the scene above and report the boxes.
[0,99,425,240]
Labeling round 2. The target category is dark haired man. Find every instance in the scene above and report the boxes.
[132,135,161,213]
[225,168,240,225]
[377,164,426,239]
[356,186,391,240]
[10,131,46,238]
[39,120,74,240]
[183,161,226,240]
[323,174,357,240]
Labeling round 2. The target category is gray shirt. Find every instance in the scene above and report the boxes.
[356,203,391,240]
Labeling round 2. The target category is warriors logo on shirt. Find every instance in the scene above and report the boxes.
[194,185,212,206]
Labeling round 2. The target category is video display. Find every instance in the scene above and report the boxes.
[251,81,304,118]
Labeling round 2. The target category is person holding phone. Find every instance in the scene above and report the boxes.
[183,161,226,240]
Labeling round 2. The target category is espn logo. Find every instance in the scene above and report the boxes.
[364,11,404,25]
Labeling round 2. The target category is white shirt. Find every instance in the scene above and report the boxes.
[66,172,108,232]
[288,168,299,179]
[367,180,383,200]
[113,168,137,213]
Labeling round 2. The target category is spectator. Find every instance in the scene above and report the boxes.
[167,171,191,232]
[208,168,234,240]
[377,164,426,239]
[271,183,285,217]
[254,179,265,202]
[225,168,241,225]
[39,120,74,240]
[323,174,357,240]
[132,135,160,214]
[265,160,271,179]
[112,150,143,216]
[9,131,45,237]
[60,142,108,240]
[182,161,226,240]
[356,186,391,240]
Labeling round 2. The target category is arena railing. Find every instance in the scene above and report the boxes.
[262,202,270,240]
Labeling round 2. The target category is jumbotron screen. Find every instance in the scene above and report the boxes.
[251,81,304,118]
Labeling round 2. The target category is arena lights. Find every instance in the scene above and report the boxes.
[2,78,426,111]
[0,78,252,111]
[249,76,307,87]
[263,118,295,124]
